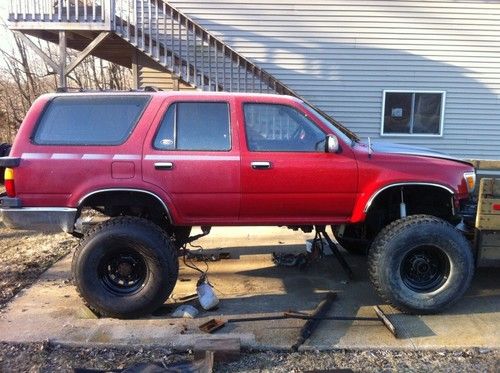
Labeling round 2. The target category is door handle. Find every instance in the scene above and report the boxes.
[251,161,272,170]
[154,162,173,170]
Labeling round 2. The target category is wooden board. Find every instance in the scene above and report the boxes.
[476,178,500,266]
[477,231,500,266]
[193,338,240,362]
[468,160,500,170]
[476,178,500,230]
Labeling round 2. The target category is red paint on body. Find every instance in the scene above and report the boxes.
[6,92,474,226]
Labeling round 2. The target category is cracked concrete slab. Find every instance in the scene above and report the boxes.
[0,227,498,350]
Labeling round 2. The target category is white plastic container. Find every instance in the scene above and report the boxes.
[306,238,333,256]
[197,282,219,310]
[171,304,199,318]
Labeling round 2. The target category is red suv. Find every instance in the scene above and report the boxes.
[0,91,476,318]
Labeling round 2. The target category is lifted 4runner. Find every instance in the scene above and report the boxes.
[0,91,477,318]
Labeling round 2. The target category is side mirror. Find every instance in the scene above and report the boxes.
[326,135,340,153]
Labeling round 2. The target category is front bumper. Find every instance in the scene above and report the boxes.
[0,204,77,233]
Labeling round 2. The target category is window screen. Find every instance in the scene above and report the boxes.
[244,103,326,152]
[154,102,230,151]
[382,92,444,135]
[33,96,149,145]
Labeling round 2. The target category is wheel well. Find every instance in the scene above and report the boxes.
[79,190,171,226]
[363,185,455,239]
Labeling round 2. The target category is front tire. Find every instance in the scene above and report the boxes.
[72,217,178,319]
[368,215,474,314]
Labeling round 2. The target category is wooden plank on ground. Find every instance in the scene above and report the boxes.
[194,338,241,362]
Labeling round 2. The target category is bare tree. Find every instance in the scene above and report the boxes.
[0,28,133,143]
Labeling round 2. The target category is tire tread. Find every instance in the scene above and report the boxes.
[72,216,178,318]
[368,214,473,314]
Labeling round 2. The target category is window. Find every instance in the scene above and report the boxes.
[154,102,230,151]
[381,91,445,136]
[33,95,149,145]
[244,103,326,152]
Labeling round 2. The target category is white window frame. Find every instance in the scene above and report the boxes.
[380,90,446,137]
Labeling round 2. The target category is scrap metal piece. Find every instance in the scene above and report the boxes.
[199,318,226,333]
[227,315,287,323]
[225,299,399,341]
[178,293,199,302]
[373,305,398,338]
[284,312,380,322]
[187,251,231,262]
[291,291,337,351]
[272,252,308,268]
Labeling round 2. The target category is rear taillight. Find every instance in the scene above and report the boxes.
[4,168,16,197]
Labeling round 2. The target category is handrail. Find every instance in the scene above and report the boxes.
[113,0,301,95]
[8,0,112,28]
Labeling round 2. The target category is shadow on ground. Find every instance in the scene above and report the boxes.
[0,228,498,350]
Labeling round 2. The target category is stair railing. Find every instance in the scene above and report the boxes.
[114,0,299,95]
[8,0,113,29]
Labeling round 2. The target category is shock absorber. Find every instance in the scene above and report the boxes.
[400,187,407,218]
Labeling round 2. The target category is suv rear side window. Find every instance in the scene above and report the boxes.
[33,96,149,145]
[154,102,230,151]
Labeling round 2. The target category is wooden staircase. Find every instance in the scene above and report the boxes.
[8,0,299,96]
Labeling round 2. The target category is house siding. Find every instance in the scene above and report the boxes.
[138,67,195,91]
[168,0,500,159]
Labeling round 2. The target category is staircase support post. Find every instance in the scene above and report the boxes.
[14,31,59,78]
[173,76,180,91]
[132,51,140,90]
[58,31,67,89]
[65,32,111,76]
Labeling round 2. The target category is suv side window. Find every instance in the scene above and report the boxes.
[154,102,230,151]
[33,96,149,145]
[244,103,326,152]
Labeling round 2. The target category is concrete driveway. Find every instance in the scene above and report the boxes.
[0,227,498,350]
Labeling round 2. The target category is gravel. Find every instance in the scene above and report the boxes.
[219,349,499,373]
[0,343,497,372]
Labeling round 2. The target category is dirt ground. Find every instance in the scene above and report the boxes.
[0,194,498,372]
[0,224,76,310]
[0,342,497,372]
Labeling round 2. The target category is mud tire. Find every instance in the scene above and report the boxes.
[72,216,178,319]
[368,215,474,314]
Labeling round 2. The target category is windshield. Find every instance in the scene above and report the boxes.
[304,102,360,144]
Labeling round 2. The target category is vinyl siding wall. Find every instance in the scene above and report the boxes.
[168,0,500,159]
[138,67,195,91]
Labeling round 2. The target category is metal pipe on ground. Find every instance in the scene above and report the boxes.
[292,291,337,351]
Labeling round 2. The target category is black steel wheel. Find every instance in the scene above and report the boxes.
[98,248,148,295]
[368,215,474,314]
[400,246,450,293]
[72,217,178,319]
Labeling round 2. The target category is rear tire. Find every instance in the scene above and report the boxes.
[72,217,178,319]
[368,215,474,314]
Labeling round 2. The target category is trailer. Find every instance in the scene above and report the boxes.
[475,178,500,267]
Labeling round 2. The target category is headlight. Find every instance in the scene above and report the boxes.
[463,171,476,193]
